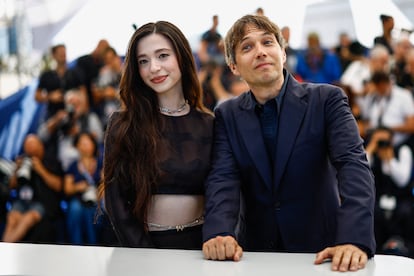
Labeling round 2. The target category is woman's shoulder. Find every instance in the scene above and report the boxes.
[106,111,125,129]
[192,108,215,123]
[65,160,79,175]
[190,107,213,117]
[109,110,124,120]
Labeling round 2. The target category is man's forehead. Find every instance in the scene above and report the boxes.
[243,24,263,34]
[242,26,272,39]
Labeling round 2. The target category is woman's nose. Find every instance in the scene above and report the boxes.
[150,60,161,72]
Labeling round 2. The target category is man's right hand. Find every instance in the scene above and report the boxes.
[202,235,243,261]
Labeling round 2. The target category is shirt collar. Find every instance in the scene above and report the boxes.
[252,69,289,113]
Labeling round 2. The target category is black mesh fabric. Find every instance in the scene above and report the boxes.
[156,109,214,195]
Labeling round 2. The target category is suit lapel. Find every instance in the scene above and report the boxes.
[236,93,272,190]
[274,78,308,190]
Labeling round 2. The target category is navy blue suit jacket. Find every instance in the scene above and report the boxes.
[203,73,376,256]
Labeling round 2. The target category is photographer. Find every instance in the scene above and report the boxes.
[35,44,87,123]
[365,127,414,257]
[1,134,64,243]
[360,70,414,148]
[37,88,104,171]
[63,132,102,245]
[91,46,122,129]
[0,158,15,234]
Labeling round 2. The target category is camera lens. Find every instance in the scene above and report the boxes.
[16,157,32,185]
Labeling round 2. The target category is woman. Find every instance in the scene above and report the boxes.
[100,21,214,249]
[64,132,102,245]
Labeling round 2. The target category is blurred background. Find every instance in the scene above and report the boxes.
[0,0,413,99]
[1,0,414,253]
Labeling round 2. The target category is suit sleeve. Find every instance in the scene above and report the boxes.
[203,106,242,242]
[325,87,376,256]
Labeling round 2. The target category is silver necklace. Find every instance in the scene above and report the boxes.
[159,100,187,115]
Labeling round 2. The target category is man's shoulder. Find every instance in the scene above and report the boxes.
[39,69,58,78]
[221,92,248,106]
[392,85,413,97]
[215,93,250,116]
[76,54,92,63]
[293,80,344,101]
[75,54,95,70]
[201,30,221,41]
[293,73,338,89]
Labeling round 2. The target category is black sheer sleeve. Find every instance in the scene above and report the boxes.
[103,112,153,247]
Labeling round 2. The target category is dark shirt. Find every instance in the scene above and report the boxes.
[76,54,105,108]
[374,36,394,54]
[201,30,224,66]
[372,144,413,201]
[201,30,222,50]
[156,108,214,195]
[37,68,85,117]
[251,71,289,250]
[18,157,64,219]
[66,158,103,188]
[254,71,289,162]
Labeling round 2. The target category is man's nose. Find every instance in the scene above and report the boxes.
[255,44,267,58]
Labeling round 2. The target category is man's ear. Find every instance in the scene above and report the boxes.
[282,49,287,65]
[229,63,240,76]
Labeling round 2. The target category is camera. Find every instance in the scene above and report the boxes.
[16,157,34,201]
[0,158,16,218]
[81,186,98,207]
[16,156,32,186]
[377,139,391,148]
[59,104,76,133]
[0,158,15,185]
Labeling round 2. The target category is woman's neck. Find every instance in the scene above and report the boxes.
[157,92,188,116]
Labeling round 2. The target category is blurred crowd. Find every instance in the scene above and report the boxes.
[1,10,414,257]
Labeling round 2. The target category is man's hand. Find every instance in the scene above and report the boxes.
[202,235,243,261]
[30,156,44,174]
[314,244,368,272]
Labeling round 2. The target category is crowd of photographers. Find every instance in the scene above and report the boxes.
[1,12,414,257]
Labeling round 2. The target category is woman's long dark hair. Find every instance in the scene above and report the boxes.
[102,21,207,224]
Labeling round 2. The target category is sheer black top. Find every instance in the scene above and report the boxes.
[103,108,214,247]
[157,108,214,194]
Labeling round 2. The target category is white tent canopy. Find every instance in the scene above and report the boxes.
[0,0,413,99]
[1,0,414,61]
[55,0,414,61]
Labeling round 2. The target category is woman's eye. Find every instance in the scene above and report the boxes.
[159,53,169,59]
[138,59,148,65]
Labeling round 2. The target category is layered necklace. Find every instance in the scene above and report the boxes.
[159,100,188,115]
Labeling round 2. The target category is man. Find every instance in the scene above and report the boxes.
[202,15,376,272]
[37,88,104,171]
[280,26,298,75]
[91,46,122,129]
[373,14,395,55]
[2,134,63,243]
[364,127,414,257]
[35,44,86,122]
[75,39,110,113]
[360,71,414,148]
[295,32,342,84]
[197,15,225,67]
